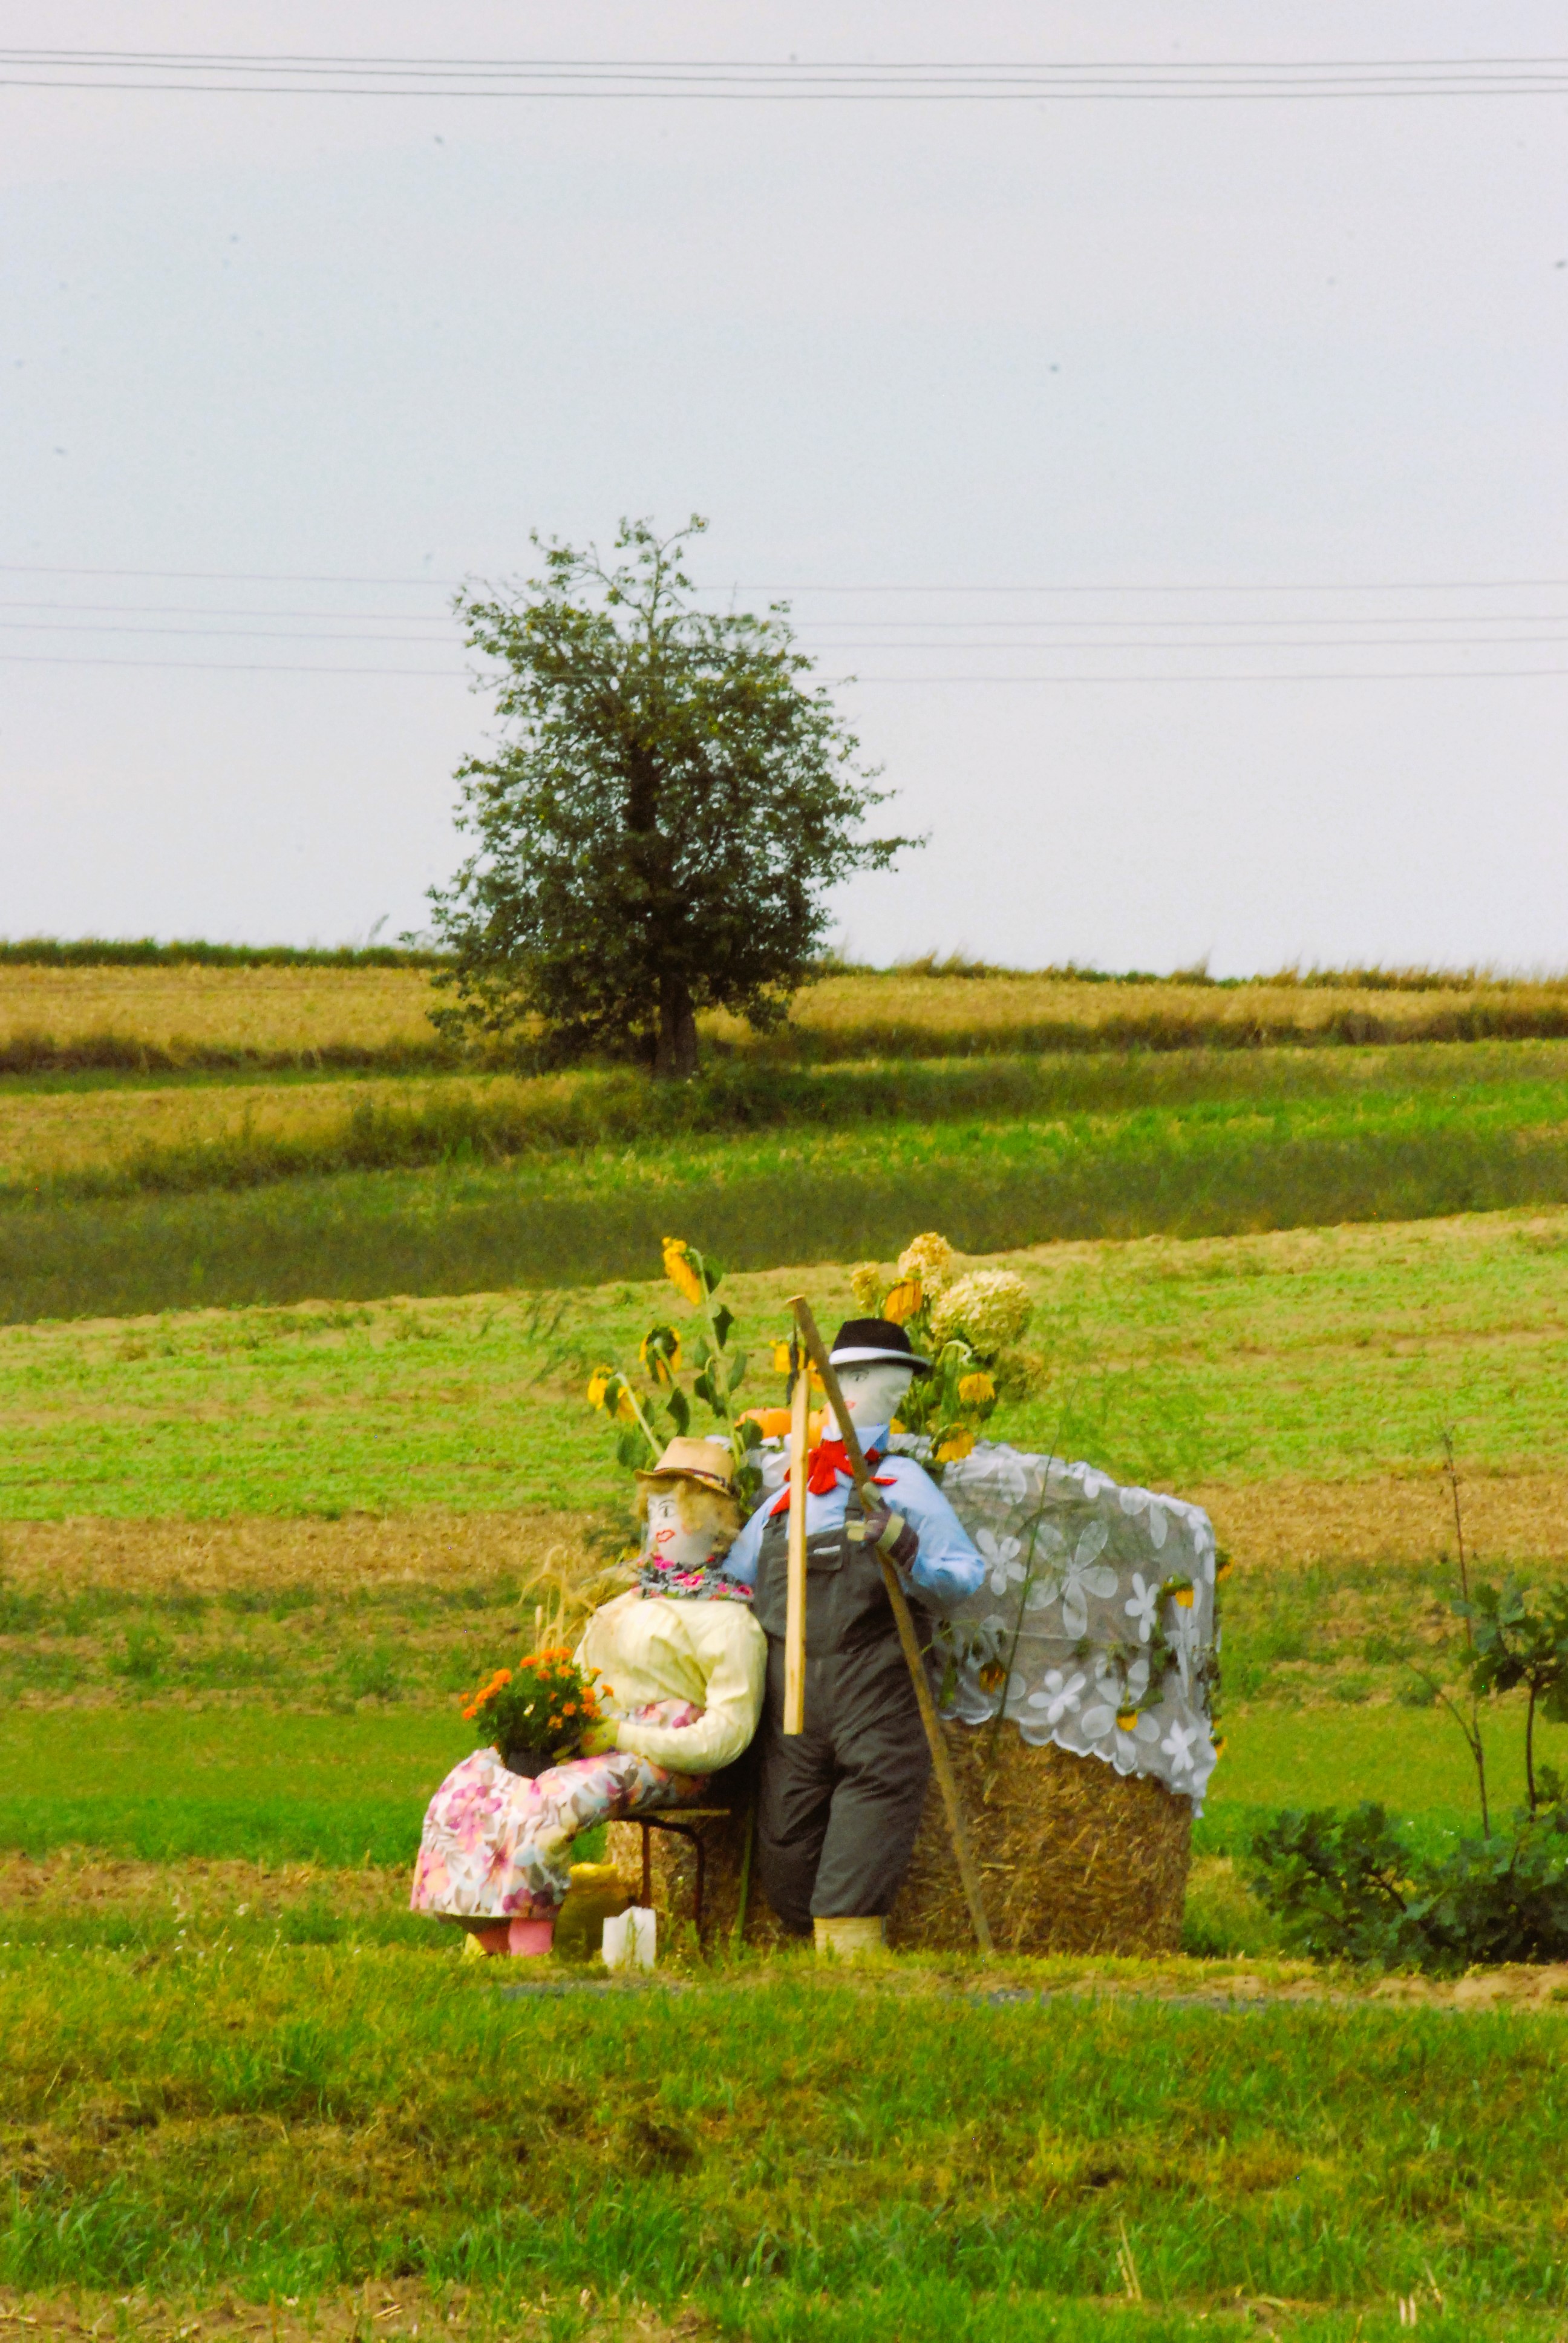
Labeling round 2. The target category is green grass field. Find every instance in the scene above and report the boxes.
[11,954,1568,2336]
[4,1205,1566,1516]
[1,1700,1553,1877]
[6,1946,1568,2340]
[11,1040,1568,1320]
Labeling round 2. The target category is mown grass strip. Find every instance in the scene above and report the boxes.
[9,1092,1568,1322]
[2,1955,1564,2313]
[0,939,450,969]
[8,1041,1568,1199]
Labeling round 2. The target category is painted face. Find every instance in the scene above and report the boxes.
[642,1485,714,1570]
[825,1360,916,1440]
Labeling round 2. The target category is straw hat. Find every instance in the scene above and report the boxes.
[634,1436,737,1496]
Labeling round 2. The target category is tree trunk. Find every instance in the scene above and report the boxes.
[653,975,699,1080]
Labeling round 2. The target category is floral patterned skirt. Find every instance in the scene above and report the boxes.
[410,1700,711,1922]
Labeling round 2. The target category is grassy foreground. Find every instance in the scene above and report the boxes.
[6,1948,1568,2329]
[7,1202,1568,2338]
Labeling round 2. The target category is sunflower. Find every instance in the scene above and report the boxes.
[661,1237,705,1306]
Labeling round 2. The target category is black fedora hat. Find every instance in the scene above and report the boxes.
[828,1317,932,1378]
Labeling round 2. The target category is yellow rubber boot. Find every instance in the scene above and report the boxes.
[813,1915,885,1960]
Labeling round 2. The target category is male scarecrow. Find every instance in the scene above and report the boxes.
[725,1317,984,1953]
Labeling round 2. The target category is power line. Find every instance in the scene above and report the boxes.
[10,619,1568,652]
[4,562,1568,595]
[764,582,1568,596]
[0,620,457,645]
[0,598,456,621]
[3,652,1564,684]
[1,51,1567,100]
[12,599,1568,628]
[0,562,451,587]
[0,654,465,676]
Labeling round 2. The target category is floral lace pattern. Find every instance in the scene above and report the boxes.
[757,1438,1221,1812]
[410,1699,710,1921]
[931,1443,1220,1809]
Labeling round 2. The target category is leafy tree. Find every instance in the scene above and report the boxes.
[425,517,918,1076]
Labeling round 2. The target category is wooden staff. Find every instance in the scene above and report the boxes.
[783,1351,810,1735]
[786,1296,994,1954]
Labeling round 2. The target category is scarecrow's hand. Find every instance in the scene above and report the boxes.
[578,1720,619,1757]
[849,1505,919,1572]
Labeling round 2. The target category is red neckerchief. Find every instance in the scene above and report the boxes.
[769,1440,895,1516]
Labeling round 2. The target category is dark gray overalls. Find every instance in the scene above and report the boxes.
[752,1481,932,1933]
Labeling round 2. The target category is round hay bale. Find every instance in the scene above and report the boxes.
[887,1717,1190,1956]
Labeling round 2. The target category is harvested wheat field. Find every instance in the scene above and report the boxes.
[11,960,1568,1074]
[0,962,445,1069]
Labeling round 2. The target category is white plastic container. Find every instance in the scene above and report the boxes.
[601,1906,657,1971]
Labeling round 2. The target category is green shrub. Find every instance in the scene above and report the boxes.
[1246,1800,1568,1974]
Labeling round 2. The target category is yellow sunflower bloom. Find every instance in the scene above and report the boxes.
[935,1427,976,1463]
[586,1367,613,1411]
[883,1279,922,1326]
[639,1327,682,1383]
[662,1237,704,1306]
[957,1371,996,1406]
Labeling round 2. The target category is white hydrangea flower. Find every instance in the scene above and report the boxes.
[896,1231,959,1292]
[849,1261,884,1311]
[929,1268,1033,1352]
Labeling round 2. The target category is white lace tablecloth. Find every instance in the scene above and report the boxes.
[756,1438,1220,1812]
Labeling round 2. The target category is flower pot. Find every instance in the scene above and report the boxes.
[502,1748,558,1779]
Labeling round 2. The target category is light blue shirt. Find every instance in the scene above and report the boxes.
[726,1424,985,1611]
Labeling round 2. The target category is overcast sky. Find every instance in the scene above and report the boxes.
[2,1,1564,973]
